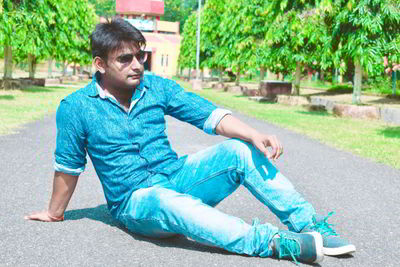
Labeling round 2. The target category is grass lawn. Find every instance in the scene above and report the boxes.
[0,84,84,135]
[178,80,400,169]
[1,79,399,169]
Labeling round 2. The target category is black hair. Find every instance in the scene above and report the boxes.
[90,17,146,62]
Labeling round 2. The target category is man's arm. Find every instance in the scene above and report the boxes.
[24,171,79,222]
[215,114,283,160]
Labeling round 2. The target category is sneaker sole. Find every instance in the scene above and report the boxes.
[323,245,356,256]
[307,232,324,263]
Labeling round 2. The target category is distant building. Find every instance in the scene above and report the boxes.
[115,0,181,78]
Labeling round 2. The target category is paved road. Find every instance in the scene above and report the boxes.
[1,106,399,266]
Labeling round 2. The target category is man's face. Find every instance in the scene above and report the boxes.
[102,42,147,90]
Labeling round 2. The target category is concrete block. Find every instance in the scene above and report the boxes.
[310,97,336,112]
[277,95,310,106]
[259,80,292,97]
[332,104,380,120]
[242,89,260,96]
[225,85,246,93]
[380,107,400,125]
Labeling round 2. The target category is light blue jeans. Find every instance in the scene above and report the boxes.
[117,139,315,257]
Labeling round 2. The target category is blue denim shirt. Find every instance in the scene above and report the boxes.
[54,72,231,216]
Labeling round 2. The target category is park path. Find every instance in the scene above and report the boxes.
[0,102,399,266]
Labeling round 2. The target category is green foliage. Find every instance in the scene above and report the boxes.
[200,0,226,70]
[321,0,400,73]
[178,0,400,98]
[218,0,270,74]
[178,12,197,69]
[0,0,27,48]
[261,1,331,79]
[53,0,97,66]
[162,0,206,33]
[87,0,115,18]
[0,0,97,76]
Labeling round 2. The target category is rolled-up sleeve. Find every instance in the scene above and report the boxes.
[54,98,87,176]
[203,108,232,135]
[165,80,217,131]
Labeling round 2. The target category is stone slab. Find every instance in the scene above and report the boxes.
[242,89,260,97]
[333,104,380,120]
[276,95,310,106]
[225,85,247,94]
[380,107,400,125]
[259,80,292,97]
[310,97,336,112]
[0,78,46,89]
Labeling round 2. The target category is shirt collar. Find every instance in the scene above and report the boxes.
[87,71,149,98]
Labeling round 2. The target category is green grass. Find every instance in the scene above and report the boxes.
[0,84,83,135]
[2,80,399,169]
[178,80,400,169]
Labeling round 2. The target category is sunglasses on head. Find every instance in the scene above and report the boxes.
[116,50,147,65]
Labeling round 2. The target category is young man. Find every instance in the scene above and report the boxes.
[25,18,355,264]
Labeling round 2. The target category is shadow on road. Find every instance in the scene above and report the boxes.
[64,204,232,256]
[63,205,339,265]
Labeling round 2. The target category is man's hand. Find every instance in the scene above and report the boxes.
[251,133,283,160]
[216,115,284,160]
[24,210,64,222]
[24,171,78,223]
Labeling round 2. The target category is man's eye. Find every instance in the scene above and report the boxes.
[118,54,134,63]
[135,51,146,63]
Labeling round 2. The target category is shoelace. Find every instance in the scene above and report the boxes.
[277,233,300,265]
[310,211,339,237]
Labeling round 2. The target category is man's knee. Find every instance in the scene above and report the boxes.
[221,138,254,157]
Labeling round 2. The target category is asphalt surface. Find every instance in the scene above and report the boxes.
[1,104,399,266]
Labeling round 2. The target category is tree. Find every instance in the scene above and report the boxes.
[218,0,270,85]
[321,0,400,104]
[0,0,97,79]
[12,0,54,78]
[162,0,205,34]
[262,1,328,95]
[87,0,115,18]
[0,0,27,79]
[200,0,227,81]
[178,12,197,78]
[61,0,97,75]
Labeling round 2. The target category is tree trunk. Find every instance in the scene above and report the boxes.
[320,70,324,82]
[293,62,302,95]
[188,68,191,80]
[62,61,67,76]
[200,69,204,81]
[352,60,362,104]
[3,45,13,79]
[260,67,265,81]
[334,68,338,83]
[219,68,223,82]
[73,62,77,75]
[28,53,37,79]
[47,58,53,78]
[235,65,240,86]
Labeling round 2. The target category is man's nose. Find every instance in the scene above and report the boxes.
[131,56,141,68]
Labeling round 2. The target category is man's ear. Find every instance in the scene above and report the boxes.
[93,56,106,74]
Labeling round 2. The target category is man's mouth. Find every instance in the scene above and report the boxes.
[128,74,141,79]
